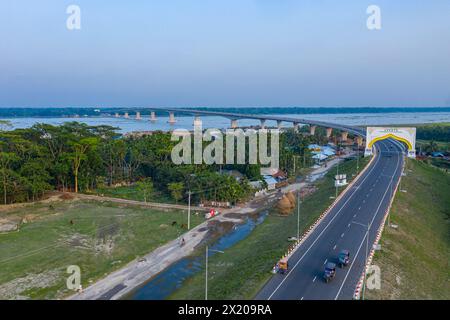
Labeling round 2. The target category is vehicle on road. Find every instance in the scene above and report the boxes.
[278,257,289,275]
[338,250,350,267]
[323,262,336,283]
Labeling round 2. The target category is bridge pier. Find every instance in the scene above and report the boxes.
[150,111,157,122]
[293,122,299,133]
[276,120,282,130]
[326,127,332,138]
[260,119,266,129]
[230,119,238,129]
[356,136,363,147]
[341,131,348,142]
[309,125,317,135]
[168,112,176,125]
[124,112,129,119]
[114,112,119,118]
[193,115,202,128]
[135,112,141,120]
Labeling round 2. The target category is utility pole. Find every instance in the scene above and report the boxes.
[352,220,370,300]
[356,147,360,174]
[205,245,208,300]
[187,190,192,230]
[297,191,301,241]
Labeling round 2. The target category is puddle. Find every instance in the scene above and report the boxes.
[127,211,268,300]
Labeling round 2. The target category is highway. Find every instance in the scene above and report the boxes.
[256,139,405,300]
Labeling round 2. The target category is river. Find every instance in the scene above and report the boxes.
[3,111,450,133]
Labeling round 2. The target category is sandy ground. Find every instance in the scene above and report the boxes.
[68,154,354,300]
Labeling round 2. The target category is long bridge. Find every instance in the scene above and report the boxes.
[112,107,366,145]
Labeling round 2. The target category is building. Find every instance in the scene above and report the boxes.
[263,176,278,191]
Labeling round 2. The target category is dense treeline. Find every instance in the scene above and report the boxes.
[0,121,318,205]
[417,124,450,142]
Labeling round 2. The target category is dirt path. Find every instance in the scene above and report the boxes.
[75,193,209,212]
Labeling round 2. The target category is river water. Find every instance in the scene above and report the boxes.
[4,111,450,133]
[128,212,268,300]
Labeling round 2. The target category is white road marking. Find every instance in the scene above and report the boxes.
[313,276,317,282]
[353,214,357,218]
[301,296,304,300]
[266,147,383,300]
[335,141,401,300]
[348,223,351,228]
[323,259,328,265]
[333,244,337,250]
[341,233,345,238]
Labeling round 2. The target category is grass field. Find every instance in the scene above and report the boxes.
[169,156,369,300]
[367,160,450,300]
[88,185,177,204]
[0,198,203,299]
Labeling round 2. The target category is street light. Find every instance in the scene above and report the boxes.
[351,220,370,300]
[187,190,192,230]
[205,245,224,300]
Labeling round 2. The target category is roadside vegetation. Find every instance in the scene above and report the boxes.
[0,121,329,206]
[169,156,369,299]
[0,195,203,299]
[367,160,450,300]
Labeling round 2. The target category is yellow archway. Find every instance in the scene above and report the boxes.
[367,133,413,150]
[365,127,416,158]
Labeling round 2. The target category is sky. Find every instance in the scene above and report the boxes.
[0,1,449,108]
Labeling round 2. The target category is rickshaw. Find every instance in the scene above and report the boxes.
[338,250,350,267]
[278,257,289,275]
[323,262,336,283]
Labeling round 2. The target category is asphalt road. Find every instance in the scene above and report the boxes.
[256,139,405,300]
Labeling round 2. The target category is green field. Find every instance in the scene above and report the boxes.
[88,185,177,204]
[367,160,450,300]
[0,198,203,299]
[169,156,369,299]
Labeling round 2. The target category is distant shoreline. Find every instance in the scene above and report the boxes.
[1,106,450,118]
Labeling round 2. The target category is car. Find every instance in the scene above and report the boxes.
[338,250,350,267]
[323,262,336,283]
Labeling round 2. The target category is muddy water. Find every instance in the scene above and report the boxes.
[127,211,268,300]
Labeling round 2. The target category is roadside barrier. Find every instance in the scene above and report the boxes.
[352,156,405,300]
[272,149,378,274]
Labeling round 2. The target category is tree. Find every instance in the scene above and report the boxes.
[136,178,154,202]
[0,152,19,204]
[69,137,98,193]
[168,182,184,203]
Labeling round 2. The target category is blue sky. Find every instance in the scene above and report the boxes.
[1,1,449,107]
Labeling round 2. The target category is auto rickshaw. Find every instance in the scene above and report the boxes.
[323,262,336,283]
[338,250,350,267]
[278,257,289,275]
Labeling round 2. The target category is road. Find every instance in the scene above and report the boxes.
[256,139,405,300]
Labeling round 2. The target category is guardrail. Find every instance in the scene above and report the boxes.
[271,148,377,274]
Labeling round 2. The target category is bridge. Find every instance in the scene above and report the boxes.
[111,107,366,146]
